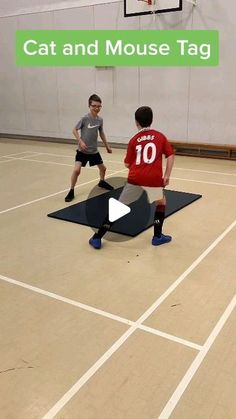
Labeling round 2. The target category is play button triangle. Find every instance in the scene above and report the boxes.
[108,198,131,222]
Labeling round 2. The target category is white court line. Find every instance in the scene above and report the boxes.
[0,151,40,158]
[17,151,119,160]
[158,294,236,419]
[173,167,236,177]
[0,153,44,163]
[139,325,202,351]
[0,274,133,326]
[172,177,236,188]
[0,153,43,164]
[2,157,74,167]
[42,219,236,419]
[0,158,21,163]
[0,168,127,215]
[135,220,236,325]
[22,151,78,159]
[30,152,236,177]
[0,273,201,351]
[0,152,116,169]
[101,159,236,177]
[11,157,114,171]
[0,156,114,171]
[3,150,235,177]
[1,154,234,188]
[8,152,125,162]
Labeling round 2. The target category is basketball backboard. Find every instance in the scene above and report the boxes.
[124,0,182,17]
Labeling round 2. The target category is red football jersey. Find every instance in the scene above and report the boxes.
[124,129,173,187]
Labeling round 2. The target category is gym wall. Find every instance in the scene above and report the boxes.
[0,0,235,146]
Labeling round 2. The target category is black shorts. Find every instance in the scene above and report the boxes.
[75,151,103,167]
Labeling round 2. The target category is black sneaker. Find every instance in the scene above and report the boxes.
[98,180,114,190]
[65,189,74,202]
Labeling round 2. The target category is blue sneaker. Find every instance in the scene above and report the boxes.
[152,234,172,246]
[89,237,102,249]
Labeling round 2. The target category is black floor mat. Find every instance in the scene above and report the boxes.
[48,188,202,237]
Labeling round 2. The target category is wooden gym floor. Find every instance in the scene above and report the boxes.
[0,138,235,419]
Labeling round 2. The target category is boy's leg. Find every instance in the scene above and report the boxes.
[97,163,114,190]
[98,162,106,181]
[65,161,82,202]
[89,215,112,248]
[152,192,172,246]
[118,183,144,205]
[89,183,143,249]
[88,153,114,191]
[122,185,171,245]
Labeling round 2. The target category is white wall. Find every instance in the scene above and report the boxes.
[0,0,235,145]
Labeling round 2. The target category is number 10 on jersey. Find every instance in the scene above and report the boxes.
[136,142,157,165]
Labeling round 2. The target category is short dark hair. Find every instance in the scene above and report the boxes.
[88,94,102,106]
[135,106,153,128]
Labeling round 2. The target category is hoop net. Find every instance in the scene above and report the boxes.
[138,0,153,5]
[137,0,157,13]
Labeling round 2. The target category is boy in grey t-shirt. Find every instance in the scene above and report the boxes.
[65,94,113,202]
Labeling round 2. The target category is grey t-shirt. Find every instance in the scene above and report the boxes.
[75,113,104,154]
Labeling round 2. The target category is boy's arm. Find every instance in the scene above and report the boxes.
[124,140,135,169]
[163,154,174,186]
[72,127,87,151]
[100,131,112,153]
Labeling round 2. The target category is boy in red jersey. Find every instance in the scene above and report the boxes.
[89,106,174,249]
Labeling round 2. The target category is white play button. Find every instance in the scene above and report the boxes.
[108,198,131,222]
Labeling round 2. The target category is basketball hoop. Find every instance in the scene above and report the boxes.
[125,0,182,18]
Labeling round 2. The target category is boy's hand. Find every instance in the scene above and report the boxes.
[79,140,87,151]
[163,176,169,187]
[106,146,112,154]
